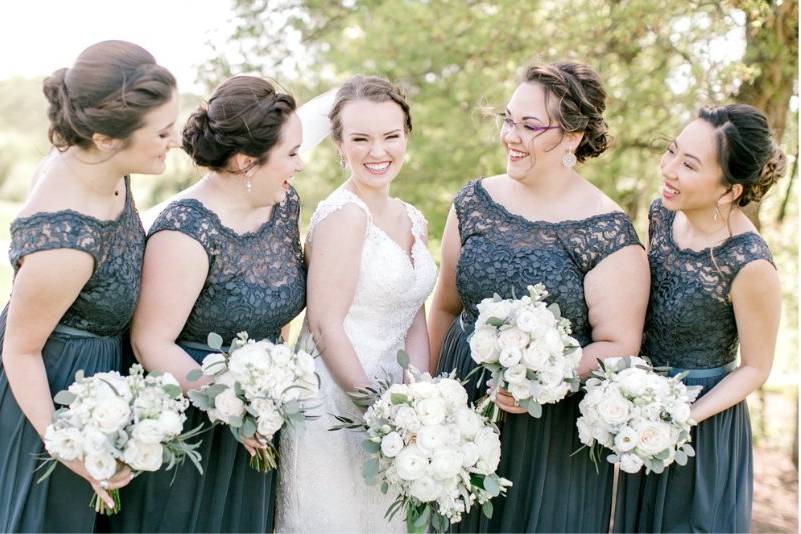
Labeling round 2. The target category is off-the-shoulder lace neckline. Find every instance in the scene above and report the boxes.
[475,178,628,227]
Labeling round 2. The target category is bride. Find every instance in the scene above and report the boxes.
[276,76,437,532]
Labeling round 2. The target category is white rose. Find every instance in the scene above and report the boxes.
[613,426,639,452]
[228,343,270,382]
[618,452,645,474]
[616,368,648,397]
[542,329,564,357]
[436,378,468,409]
[257,410,284,439]
[157,410,184,439]
[91,397,131,434]
[213,388,246,422]
[514,308,540,334]
[477,300,513,323]
[122,440,163,472]
[596,393,632,426]
[461,442,480,467]
[409,381,438,399]
[380,432,404,458]
[508,381,532,400]
[415,398,446,427]
[473,427,501,474]
[430,449,464,480]
[497,327,529,352]
[666,401,691,424]
[132,419,165,444]
[93,371,132,401]
[201,353,227,375]
[454,407,482,439]
[395,445,429,481]
[521,343,550,371]
[536,368,564,388]
[469,327,499,364]
[636,421,672,456]
[503,364,528,385]
[44,427,83,461]
[393,406,421,433]
[498,347,523,368]
[85,453,117,481]
[269,344,293,366]
[409,476,442,502]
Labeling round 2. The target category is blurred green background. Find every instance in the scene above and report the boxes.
[0,0,797,529]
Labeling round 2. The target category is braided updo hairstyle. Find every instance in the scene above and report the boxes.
[42,40,176,150]
[523,61,610,162]
[698,104,787,206]
[182,76,296,171]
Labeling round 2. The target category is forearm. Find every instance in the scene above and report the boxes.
[577,338,640,379]
[427,306,460,373]
[689,365,769,423]
[311,322,370,391]
[3,352,56,438]
[404,307,430,373]
[133,339,207,392]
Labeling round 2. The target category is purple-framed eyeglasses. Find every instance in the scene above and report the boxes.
[495,113,561,140]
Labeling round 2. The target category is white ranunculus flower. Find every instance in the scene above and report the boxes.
[619,452,645,474]
[430,449,464,480]
[436,378,468,410]
[228,343,270,382]
[380,431,404,458]
[614,426,639,452]
[213,388,246,422]
[542,329,564,357]
[477,300,513,322]
[473,428,501,474]
[503,364,527,385]
[615,367,648,397]
[394,406,421,433]
[461,442,480,467]
[596,393,632,426]
[122,440,164,472]
[415,398,447,427]
[409,381,438,399]
[395,445,428,481]
[132,419,165,444]
[201,353,227,375]
[44,427,83,461]
[91,397,131,434]
[417,425,447,453]
[536,368,564,388]
[497,327,529,351]
[521,343,550,371]
[636,421,672,456]
[85,453,117,481]
[454,407,482,439]
[157,410,184,439]
[257,409,284,439]
[409,475,442,502]
[666,401,691,423]
[514,308,540,334]
[508,381,532,400]
[469,327,499,364]
[269,344,293,366]
[498,347,523,368]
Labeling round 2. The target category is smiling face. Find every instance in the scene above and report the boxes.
[249,112,304,205]
[501,82,578,181]
[338,99,408,191]
[660,118,730,212]
[113,89,180,175]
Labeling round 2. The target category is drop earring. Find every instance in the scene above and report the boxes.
[561,149,577,169]
[339,154,346,168]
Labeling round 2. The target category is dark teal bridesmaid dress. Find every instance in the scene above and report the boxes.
[0,177,144,532]
[435,179,642,533]
[613,199,773,533]
[109,185,306,533]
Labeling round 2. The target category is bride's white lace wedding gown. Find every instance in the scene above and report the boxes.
[276,187,437,533]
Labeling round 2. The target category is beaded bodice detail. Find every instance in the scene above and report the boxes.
[148,185,306,344]
[8,177,145,337]
[642,199,774,369]
[455,179,641,346]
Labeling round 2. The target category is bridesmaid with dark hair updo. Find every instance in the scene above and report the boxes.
[109,75,306,533]
[614,104,784,533]
[0,40,178,532]
[428,61,650,532]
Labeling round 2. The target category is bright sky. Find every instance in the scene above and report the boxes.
[0,0,236,92]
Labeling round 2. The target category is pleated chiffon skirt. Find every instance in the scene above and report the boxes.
[0,306,123,533]
[108,344,276,533]
[614,370,752,533]
[436,318,614,533]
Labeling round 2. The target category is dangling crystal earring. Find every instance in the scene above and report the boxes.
[246,178,253,193]
[561,149,577,169]
[714,203,722,223]
[339,154,346,168]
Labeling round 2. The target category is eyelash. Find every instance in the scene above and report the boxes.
[666,145,695,170]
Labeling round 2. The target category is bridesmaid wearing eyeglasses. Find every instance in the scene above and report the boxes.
[428,61,650,532]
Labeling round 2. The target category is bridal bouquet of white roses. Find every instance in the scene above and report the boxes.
[331,352,511,533]
[41,364,203,514]
[468,284,581,422]
[576,356,702,474]
[187,332,319,472]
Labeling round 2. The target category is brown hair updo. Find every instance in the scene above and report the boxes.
[523,61,610,162]
[697,104,787,206]
[42,40,176,150]
[182,76,296,171]
[329,75,412,144]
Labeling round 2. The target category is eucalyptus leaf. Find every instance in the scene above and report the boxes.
[162,384,181,398]
[283,400,300,415]
[486,317,505,327]
[390,393,409,405]
[414,505,432,528]
[675,449,688,466]
[242,417,257,438]
[481,500,494,519]
[186,369,204,382]
[53,390,77,405]
[362,457,379,483]
[607,453,620,463]
[527,401,542,418]
[362,439,381,453]
[380,481,389,494]
[483,475,500,496]
[207,332,223,350]
[546,302,562,319]
[396,350,410,369]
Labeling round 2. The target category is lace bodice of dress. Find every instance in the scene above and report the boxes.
[8,177,144,337]
[642,199,774,369]
[148,185,306,344]
[305,187,437,377]
[454,179,642,345]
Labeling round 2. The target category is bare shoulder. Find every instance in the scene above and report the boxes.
[577,178,626,217]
